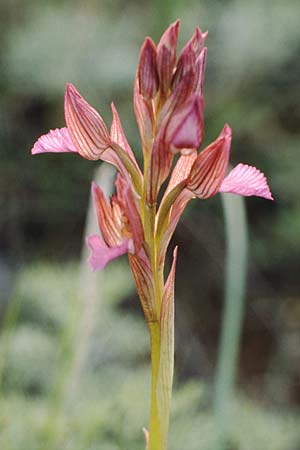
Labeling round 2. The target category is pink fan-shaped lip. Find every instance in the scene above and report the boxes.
[219,163,274,200]
[86,235,129,271]
[31,127,77,155]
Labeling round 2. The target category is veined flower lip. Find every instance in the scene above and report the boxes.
[219,163,274,200]
[31,127,77,155]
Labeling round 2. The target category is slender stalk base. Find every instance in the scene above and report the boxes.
[148,321,161,450]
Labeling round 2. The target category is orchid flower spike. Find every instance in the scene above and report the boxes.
[31,20,273,450]
[30,12,273,358]
[32,14,273,326]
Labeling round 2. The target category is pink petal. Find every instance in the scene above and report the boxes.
[171,42,196,91]
[137,37,159,99]
[157,70,196,130]
[187,124,232,198]
[64,83,111,160]
[92,182,125,248]
[133,77,154,154]
[219,163,274,200]
[157,20,180,96]
[193,47,207,96]
[172,27,207,91]
[166,95,204,153]
[110,103,133,155]
[158,189,193,271]
[164,151,197,196]
[157,153,197,238]
[110,102,142,174]
[31,127,77,155]
[147,125,174,204]
[129,250,157,321]
[86,235,129,271]
[115,176,144,253]
[184,27,207,59]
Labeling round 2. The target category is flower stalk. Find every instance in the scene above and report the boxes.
[31,19,273,450]
[149,321,162,450]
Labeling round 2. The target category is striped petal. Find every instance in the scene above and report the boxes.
[156,71,196,130]
[156,152,197,241]
[187,124,232,198]
[64,83,111,160]
[134,77,154,155]
[86,235,129,271]
[147,126,174,204]
[172,27,207,91]
[31,127,77,155]
[157,189,193,272]
[110,102,141,174]
[147,77,199,203]
[138,37,159,99]
[165,151,197,196]
[166,95,204,154]
[129,251,157,322]
[181,26,207,60]
[219,163,273,200]
[193,47,207,96]
[157,20,180,97]
[92,182,124,247]
[115,175,144,253]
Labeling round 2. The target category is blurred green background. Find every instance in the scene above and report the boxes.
[1,0,300,449]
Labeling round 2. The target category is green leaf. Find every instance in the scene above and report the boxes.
[156,247,177,450]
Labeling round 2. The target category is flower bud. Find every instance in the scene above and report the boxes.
[156,20,180,97]
[64,83,110,160]
[165,95,204,154]
[193,48,207,95]
[187,124,232,198]
[138,37,159,99]
[172,27,207,91]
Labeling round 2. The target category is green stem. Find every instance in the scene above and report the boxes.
[148,321,162,450]
[214,193,248,448]
[142,170,166,450]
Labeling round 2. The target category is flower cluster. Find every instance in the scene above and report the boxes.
[31,20,272,450]
[32,20,272,285]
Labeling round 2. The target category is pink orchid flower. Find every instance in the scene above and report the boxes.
[31,20,273,450]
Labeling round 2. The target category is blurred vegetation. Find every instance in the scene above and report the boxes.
[1,0,300,449]
[1,262,300,450]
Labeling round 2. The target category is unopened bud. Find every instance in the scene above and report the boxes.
[166,95,204,154]
[156,20,180,97]
[64,83,110,160]
[138,37,159,99]
[187,124,232,198]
